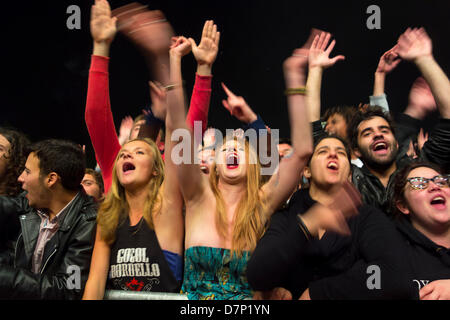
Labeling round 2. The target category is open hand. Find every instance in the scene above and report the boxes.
[308,32,345,69]
[113,3,174,56]
[405,76,437,119]
[90,0,117,44]
[189,20,220,67]
[396,28,432,62]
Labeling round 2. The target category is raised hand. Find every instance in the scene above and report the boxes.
[405,76,437,119]
[148,81,167,120]
[169,36,192,58]
[396,28,433,62]
[308,32,345,69]
[118,115,134,145]
[376,45,401,73]
[221,83,257,124]
[90,0,117,45]
[189,20,220,68]
[113,4,174,57]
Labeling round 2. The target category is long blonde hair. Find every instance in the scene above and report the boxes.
[97,138,165,245]
[209,138,267,256]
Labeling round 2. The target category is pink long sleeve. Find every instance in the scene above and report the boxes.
[85,55,121,193]
[186,73,212,133]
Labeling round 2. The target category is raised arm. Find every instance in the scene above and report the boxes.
[151,81,184,256]
[166,36,209,203]
[396,28,450,118]
[260,47,314,217]
[112,4,174,86]
[306,32,345,122]
[371,45,401,111]
[396,28,450,167]
[85,0,121,193]
[186,20,220,133]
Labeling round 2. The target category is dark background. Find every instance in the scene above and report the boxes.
[0,0,449,168]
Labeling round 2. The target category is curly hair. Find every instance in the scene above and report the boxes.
[0,128,31,196]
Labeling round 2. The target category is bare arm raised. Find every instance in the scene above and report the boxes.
[260,48,314,218]
[165,36,210,204]
[306,32,345,122]
[396,28,450,119]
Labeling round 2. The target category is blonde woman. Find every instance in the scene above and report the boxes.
[83,0,183,299]
[166,25,313,299]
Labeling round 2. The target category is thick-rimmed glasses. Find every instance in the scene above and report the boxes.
[406,175,450,190]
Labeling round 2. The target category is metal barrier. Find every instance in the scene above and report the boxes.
[104,290,188,300]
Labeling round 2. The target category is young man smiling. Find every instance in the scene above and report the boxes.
[0,139,97,299]
[349,28,450,213]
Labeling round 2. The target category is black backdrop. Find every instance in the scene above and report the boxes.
[0,0,449,168]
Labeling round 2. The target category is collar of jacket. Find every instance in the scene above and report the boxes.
[18,190,95,265]
[395,216,450,266]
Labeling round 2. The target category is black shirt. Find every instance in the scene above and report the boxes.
[247,189,416,299]
[106,216,180,293]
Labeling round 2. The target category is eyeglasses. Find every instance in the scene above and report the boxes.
[406,175,450,190]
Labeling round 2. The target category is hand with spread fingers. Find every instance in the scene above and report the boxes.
[112,3,174,57]
[308,32,345,70]
[396,28,433,62]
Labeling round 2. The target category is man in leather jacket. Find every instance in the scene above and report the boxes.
[0,139,97,299]
[348,29,450,214]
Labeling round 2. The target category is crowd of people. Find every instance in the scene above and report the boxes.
[0,0,449,300]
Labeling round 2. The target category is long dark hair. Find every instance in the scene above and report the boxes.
[0,128,30,196]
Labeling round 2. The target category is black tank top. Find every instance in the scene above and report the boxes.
[106,216,180,293]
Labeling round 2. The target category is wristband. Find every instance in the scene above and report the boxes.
[285,87,307,96]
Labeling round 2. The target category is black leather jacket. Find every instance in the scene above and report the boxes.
[0,191,97,299]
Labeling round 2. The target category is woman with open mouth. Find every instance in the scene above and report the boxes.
[390,161,450,300]
[165,27,313,299]
[82,0,184,299]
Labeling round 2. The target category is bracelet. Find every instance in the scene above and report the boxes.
[285,87,307,96]
[164,84,180,91]
[296,214,312,241]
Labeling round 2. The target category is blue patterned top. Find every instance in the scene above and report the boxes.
[181,246,253,300]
